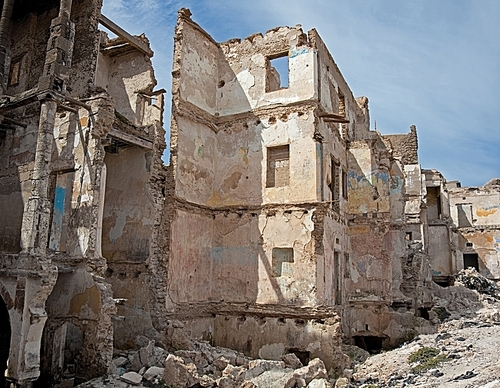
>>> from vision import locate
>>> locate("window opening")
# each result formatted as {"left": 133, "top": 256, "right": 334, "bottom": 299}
{"left": 342, "top": 168, "right": 348, "bottom": 199}
{"left": 9, "top": 57, "right": 22, "bottom": 87}
{"left": 267, "top": 145, "right": 290, "bottom": 187}
{"left": 330, "top": 158, "right": 340, "bottom": 211}
{"left": 266, "top": 53, "right": 289, "bottom": 92}
{"left": 272, "top": 248, "right": 294, "bottom": 277}
{"left": 457, "top": 204, "right": 473, "bottom": 227}
{"left": 334, "top": 251, "right": 342, "bottom": 305}
{"left": 466, "top": 242, "right": 473, "bottom": 247}
{"left": 416, "top": 307, "right": 430, "bottom": 320}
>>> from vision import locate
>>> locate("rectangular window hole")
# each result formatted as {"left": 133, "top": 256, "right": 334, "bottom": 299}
{"left": 272, "top": 247, "right": 294, "bottom": 277}
{"left": 266, "top": 53, "right": 289, "bottom": 92}
{"left": 267, "top": 145, "right": 290, "bottom": 187}
{"left": 463, "top": 253, "right": 479, "bottom": 271}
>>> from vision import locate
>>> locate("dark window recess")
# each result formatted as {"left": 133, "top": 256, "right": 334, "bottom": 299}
{"left": 342, "top": 169, "right": 348, "bottom": 199}
{"left": 426, "top": 187, "right": 442, "bottom": 220}
{"left": 272, "top": 247, "right": 294, "bottom": 277}
{"left": 330, "top": 158, "right": 340, "bottom": 211}
{"left": 334, "top": 251, "right": 342, "bottom": 305}
{"left": 406, "top": 232, "right": 412, "bottom": 241}
{"left": 267, "top": 145, "right": 290, "bottom": 187}
{"left": 466, "top": 242, "right": 473, "bottom": 247}
{"left": 463, "top": 253, "right": 479, "bottom": 271}
{"left": 416, "top": 307, "right": 430, "bottom": 320}
{"left": 266, "top": 53, "right": 289, "bottom": 92}
{"left": 338, "top": 90, "right": 347, "bottom": 137}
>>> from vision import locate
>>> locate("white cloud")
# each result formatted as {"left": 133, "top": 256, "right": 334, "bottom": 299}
{"left": 102, "top": 0, "right": 500, "bottom": 186}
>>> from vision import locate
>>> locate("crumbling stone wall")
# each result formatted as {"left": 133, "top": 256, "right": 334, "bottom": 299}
{"left": 167, "top": 9, "right": 354, "bottom": 372}
{"left": 0, "top": 0, "right": 166, "bottom": 386}
{"left": 449, "top": 179, "right": 500, "bottom": 279}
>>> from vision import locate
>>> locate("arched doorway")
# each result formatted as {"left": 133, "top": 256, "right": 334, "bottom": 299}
{"left": 0, "top": 296, "right": 11, "bottom": 387}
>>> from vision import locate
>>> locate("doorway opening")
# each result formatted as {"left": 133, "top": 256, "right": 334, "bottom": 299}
{"left": 353, "top": 336, "right": 384, "bottom": 354}
{"left": 463, "top": 253, "right": 479, "bottom": 271}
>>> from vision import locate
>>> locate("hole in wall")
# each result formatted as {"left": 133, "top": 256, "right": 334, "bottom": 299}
{"left": 353, "top": 336, "right": 384, "bottom": 354}
{"left": 287, "top": 349, "right": 310, "bottom": 366}
{"left": 416, "top": 307, "right": 430, "bottom": 320}
{"left": 266, "top": 53, "right": 289, "bottom": 91}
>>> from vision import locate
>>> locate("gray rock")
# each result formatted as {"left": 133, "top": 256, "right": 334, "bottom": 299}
{"left": 120, "top": 371, "right": 142, "bottom": 385}
{"left": 144, "top": 366, "right": 164, "bottom": 381}
{"left": 308, "top": 378, "right": 333, "bottom": 388}
{"left": 282, "top": 353, "right": 303, "bottom": 369}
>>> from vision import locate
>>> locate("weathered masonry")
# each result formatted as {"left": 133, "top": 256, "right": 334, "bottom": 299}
{"left": 1, "top": 3, "right": 499, "bottom": 386}
{"left": 0, "top": 0, "right": 165, "bottom": 386}
{"left": 165, "top": 9, "right": 439, "bottom": 370}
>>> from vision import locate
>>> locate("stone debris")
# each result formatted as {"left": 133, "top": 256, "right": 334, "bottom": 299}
{"left": 455, "top": 267, "right": 499, "bottom": 297}
{"left": 80, "top": 339, "right": 338, "bottom": 388}
{"left": 348, "top": 293, "right": 500, "bottom": 387}
{"left": 119, "top": 372, "right": 142, "bottom": 385}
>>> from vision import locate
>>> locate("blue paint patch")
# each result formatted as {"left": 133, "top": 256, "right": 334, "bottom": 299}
{"left": 389, "top": 176, "right": 403, "bottom": 195}
{"left": 289, "top": 48, "right": 308, "bottom": 58}
{"left": 49, "top": 186, "right": 66, "bottom": 250}
{"left": 494, "top": 237, "right": 500, "bottom": 252}
{"left": 432, "top": 270, "right": 442, "bottom": 276}
{"left": 54, "top": 186, "right": 66, "bottom": 213}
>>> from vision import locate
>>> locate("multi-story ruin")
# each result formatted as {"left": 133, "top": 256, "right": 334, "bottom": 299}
{"left": 0, "top": 0, "right": 165, "bottom": 386}
{"left": 0, "top": 2, "right": 498, "bottom": 387}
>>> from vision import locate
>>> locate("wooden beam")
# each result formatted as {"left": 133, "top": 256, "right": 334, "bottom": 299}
{"left": 318, "top": 112, "right": 346, "bottom": 120}
{"left": 323, "top": 118, "right": 350, "bottom": 124}
{"left": 99, "top": 14, "right": 153, "bottom": 57}
{"left": 108, "top": 128, "right": 153, "bottom": 149}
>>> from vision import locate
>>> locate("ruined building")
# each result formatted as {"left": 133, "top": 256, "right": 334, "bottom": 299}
{"left": 0, "top": 2, "right": 499, "bottom": 387}
{"left": 0, "top": 0, "right": 165, "bottom": 386}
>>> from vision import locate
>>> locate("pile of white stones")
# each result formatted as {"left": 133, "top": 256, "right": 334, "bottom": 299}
{"left": 79, "top": 338, "right": 337, "bottom": 388}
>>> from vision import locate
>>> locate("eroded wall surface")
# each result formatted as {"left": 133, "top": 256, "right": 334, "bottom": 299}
{"left": 449, "top": 180, "right": 500, "bottom": 279}
{"left": 167, "top": 9, "right": 354, "bottom": 371}
{"left": 0, "top": 1, "right": 166, "bottom": 385}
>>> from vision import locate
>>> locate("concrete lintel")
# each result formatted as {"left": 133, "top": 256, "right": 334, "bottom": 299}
{"left": 108, "top": 127, "right": 153, "bottom": 149}
{"left": 99, "top": 14, "right": 153, "bottom": 57}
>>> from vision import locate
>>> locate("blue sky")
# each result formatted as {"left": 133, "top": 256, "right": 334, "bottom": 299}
{"left": 102, "top": 0, "right": 500, "bottom": 187}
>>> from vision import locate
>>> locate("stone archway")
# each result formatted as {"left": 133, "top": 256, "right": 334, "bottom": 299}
{"left": 0, "top": 295, "right": 11, "bottom": 387}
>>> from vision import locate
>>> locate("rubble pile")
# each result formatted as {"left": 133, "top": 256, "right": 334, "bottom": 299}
{"left": 454, "top": 267, "right": 499, "bottom": 297}
{"left": 347, "top": 288, "right": 500, "bottom": 387}
{"left": 78, "top": 337, "right": 336, "bottom": 388}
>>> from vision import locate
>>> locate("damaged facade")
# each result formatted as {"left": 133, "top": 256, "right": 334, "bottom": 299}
{"left": 0, "top": 2, "right": 499, "bottom": 387}
{"left": 0, "top": 0, "right": 165, "bottom": 386}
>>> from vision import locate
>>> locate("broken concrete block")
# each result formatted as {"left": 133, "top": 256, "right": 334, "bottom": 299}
{"left": 282, "top": 353, "right": 303, "bottom": 369}
{"left": 222, "top": 364, "right": 246, "bottom": 381}
{"left": 143, "top": 366, "right": 165, "bottom": 381}
{"left": 120, "top": 371, "right": 142, "bottom": 385}
{"left": 213, "top": 356, "right": 231, "bottom": 371}
{"left": 334, "top": 377, "right": 349, "bottom": 388}
{"left": 164, "top": 354, "right": 200, "bottom": 387}
{"left": 113, "top": 356, "right": 128, "bottom": 368}
{"left": 294, "top": 358, "right": 328, "bottom": 385}
{"left": 248, "top": 359, "right": 285, "bottom": 370}
{"left": 308, "top": 378, "right": 333, "bottom": 388}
